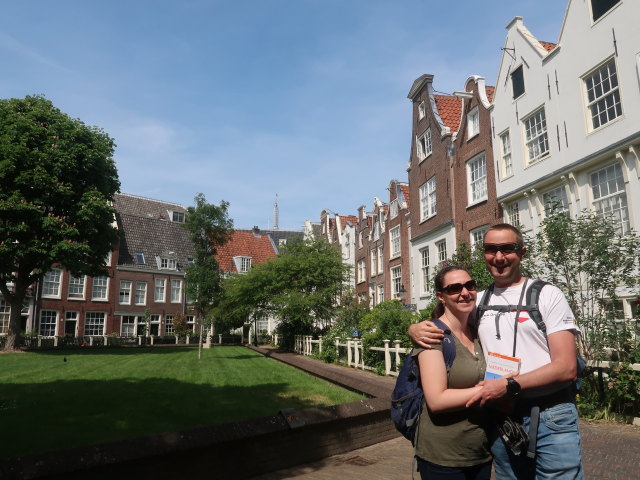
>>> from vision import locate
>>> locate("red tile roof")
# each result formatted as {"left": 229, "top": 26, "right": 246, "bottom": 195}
{"left": 215, "top": 230, "right": 277, "bottom": 273}
{"left": 539, "top": 41, "right": 557, "bottom": 52}
{"left": 485, "top": 86, "right": 495, "bottom": 103}
{"left": 399, "top": 185, "right": 411, "bottom": 209}
{"left": 434, "top": 95, "right": 462, "bottom": 132}
{"left": 340, "top": 215, "right": 358, "bottom": 229}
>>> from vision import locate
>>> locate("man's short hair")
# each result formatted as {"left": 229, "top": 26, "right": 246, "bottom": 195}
{"left": 484, "top": 223, "right": 524, "bottom": 246}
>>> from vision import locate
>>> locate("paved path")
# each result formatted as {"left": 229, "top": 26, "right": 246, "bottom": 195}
{"left": 249, "top": 348, "right": 640, "bottom": 480}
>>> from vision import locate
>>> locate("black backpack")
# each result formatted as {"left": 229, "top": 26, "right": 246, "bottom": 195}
{"left": 390, "top": 318, "right": 456, "bottom": 444}
{"left": 476, "top": 279, "right": 586, "bottom": 390}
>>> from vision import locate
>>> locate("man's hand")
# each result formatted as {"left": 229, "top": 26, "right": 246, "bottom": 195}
{"left": 466, "top": 378, "right": 509, "bottom": 407}
{"left": 408, "top": 320, "right": 444, "bottom": 349}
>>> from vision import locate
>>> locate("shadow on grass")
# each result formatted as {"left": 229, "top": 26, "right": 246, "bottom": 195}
{"left": 0, "top": 376, "right": 328, "bottom": 459}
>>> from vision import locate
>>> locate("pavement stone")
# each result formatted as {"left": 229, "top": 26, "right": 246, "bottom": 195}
{"left": 249, "top": 347, "right": 640, "bottom": 480}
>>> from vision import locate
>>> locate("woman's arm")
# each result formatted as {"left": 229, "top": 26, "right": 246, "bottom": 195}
{"left": 409, "top": 321, "right": 444, "bottom": 348}
{"left": 418, "top": 349, "right": 482, "bottom": 413}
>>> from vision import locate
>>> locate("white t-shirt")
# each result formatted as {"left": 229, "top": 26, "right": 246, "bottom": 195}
{"left": 476, "top": 280, "right": 578, "bottom": 385}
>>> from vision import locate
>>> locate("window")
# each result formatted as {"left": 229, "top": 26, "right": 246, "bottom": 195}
{"left": 590, "top": 163, "right": 630, "bottom": 235}
{"left": 373, "top": 220, "right": 380, "bottom": 240}
{"left": 511, "top": 65, "right": 525, "bottom": 99}
{"left": 171, "top": 279, "right": 182, "bottom": 303}
{"left": 42, "top": 269, "right": 62, "bottom": 298}
{"left": 39, "top": 310, "right": 57, "bottom": 336}
{"left": 171, "top": 211, "right": 185, "bottom": 223}
{"left": 467, "top": 107, "right": 480, "bottom": 138}
{"left": 377, "top": 284, "right": 384, "bottom": 304}
{"left": 165, "top": 315, "right": 174, "bottom": 335}
{"left": 0, "top": 300, "right": 9, "bottom": 334}
{"left": 584, "top": 58, "right": 622, "bottom": 130}
{"left": 160, "top": 258, "right": 177, "bottom": 270}
{"left": 121, "top": 316, "right": 138, "bottom": 337}
{"left": 240, "top": 257, "right": 251, "bottom": 273}
{"left": 357, "top": 260, "right": 366, "bottom": 284}
{"left": 84, "top": 312, "right": 105, "bottom": 336}
{"left": 370, "top": 248, "right": 378, "bottom": 277}
{"left": 467, "top": 153, "right": 487, "bottom": 204}
{"left": 506, "top": 202, "right": 520, "bottom": 226}
{"left": 543, "top": 186, "right": 570, "bottom": 215}
{"left": 154, "top": 278, "right": 166, "bottom": 302}
{"left": 419, "top": 177, "right": 437, "bottom": 221}
{"left": 523, "top": 108, "right": 549, "bottom": 164}
{"left": 389, "top": 199, "right": 398, "bottom": 219}
{"left": 591, "top": 0, "right": 620, "bottom": 22}
{"left": 499, "top": 130, "right": 513, "bottom": 179}
{"left": 391, "top": 266, "right": 402, "bottom": 298}
{"left": 377, "top": 246, "right": 384, "bottom": 274}
{"left": 135, "top": 282, "right": 147, "bottom": 305}
{"left": 64, "top": 311, "right": 78, "bottom": 336}
{"left": 416, "top": 129, "right": 432, "bottom": 161}
{"left": 187, "top": 315, "right": 196, "bottom": 332}
{"left": 470, "top": 226, "right": 489, "bottom": 250}
{"left": 68, "top": 275, "right": 85, "bottom": 299}
{"left": 390, "top": 226, "right": 401, "bottom": 257}
{"left": 420, "top": 248, "right": 430, "bottom": 294}
{"left": 436, "top": 240, "right": 447, "bottom": 263}
{"left": 119, "top": 280, "right": 132, "bottom": 304}
{"left": 91, "top": 276, "right": 109, "bottom": 300}
{"left": 135, "top": 252, "right": 146, "bottom": 265}
{"left": 358, "top": 232, "right": 363, "bottom": 248}
{"left": 418, "top": 100, "right": 426, "bottom": 120}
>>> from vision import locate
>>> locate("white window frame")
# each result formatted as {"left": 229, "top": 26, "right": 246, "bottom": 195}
{"left": 171, "top": 279, "right": 182, "bottom": 303}
{"left": 590, "top": 163, "right": 630, "bottom": 235}
{"left": 42, "top": 269, "right": 63, "bottom": 298}
{"left": 390, "top": 226, "right": 401, "bottom": 258}
{"left": 119, "top": 280, "right": 132, "bottom": 305}
{"left": 467, "top": 106, "right": 480, "bottom": 139}
{"left": 542, "top": 186, "right": 570, "bottom": 215}
{"left": 499, "top": 130, "right": 513, "bottom": 180}
{"left": 154, "top": 278, "right": 166, "bottom": 302}
{"left": 418, "top": 100, "right": 426, "bottom": 120}
{"left": 91, "top": 276, "right": 109, "bottom": 301}
{"left": 121, "top": 315, "right": 141, "bottom": 337}
{"left": 165, "top": 315, "right": 175, "bottom": 335}
{"left": 420, "top": 247, "right": 430, "bottom": 295}
{"left": 357, "top": 259, "right": 366, "bottom": 284}
{"left": 84, "top": 312, "right": 105, "bottom": 336}
{"left": 467, "top": 153, "right": 488, "bottom": 204}
{"left": 470, "top": 226, "right": 489, "bottom": 250}
{"left": 160, "top": 257, "right": 177, "bottom": 270}
{"left": 135, "top": 282, "right": 147, "bottom": 306}
{"left": 0, "top": 300, "right": 10, "bottom": 335}
{"left": 68, "top": 275, "right": 86, "bottom": 300}
{"left": 590, "top": 0, "right": 621, "bottom": 22}
{"left": 377, "top": 284, "right": 384, "bottom": 304}
{"left": 391, "top": 266, "right": 402, "bottom": 298}
{"left": 436, "top": 240, "right": 447, "bottom": 263}
{"left": 416, "top": 128, "right": 432, "bottom": 161}
{"left": 419, "top": 177, "right": 437, "bottom": 222}
{"left": 506, "top": 202, "right": 520, "bottom": 227}
{"left": 389, "top": 199, "right": 398, "bottom": 219}
{"left": 39, "top": 310, "right": 58, "bottom": 337}
{"left": 377, "top": 246, "right": 384, "bottom": 274}
{"left": 584, "top": 57, "right": 622, "bottom": 131}
{"left": 523, "top": 107, "right": 549, "bottom": 165}
{"left": 370, "top": 248, "right": 378, "bottom": 277}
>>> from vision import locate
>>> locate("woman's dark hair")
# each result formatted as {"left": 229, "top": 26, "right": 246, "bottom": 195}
{"left": 431, "top": 265, "right": 470, "bottom": 319}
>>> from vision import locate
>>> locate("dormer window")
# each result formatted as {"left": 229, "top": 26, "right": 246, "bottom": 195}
{"left": 135, "top": 252, "right": 146, "bottom": 265}
{"left": 157, "top": 251, "right": 178, "bottom": 270}
{"left": 233, "top": 256, "right": 252, "bottom": 273}
{"left": 169, "top": 210, "right": 185, "bottom": 223}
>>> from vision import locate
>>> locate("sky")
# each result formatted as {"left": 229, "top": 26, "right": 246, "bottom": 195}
{"left": 1, "top": 0, "right": 568, "bottom": 231}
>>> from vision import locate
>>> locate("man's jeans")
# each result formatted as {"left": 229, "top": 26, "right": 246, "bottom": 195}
{"left": 491, "top": 402, "right": 584, "bottom": 480}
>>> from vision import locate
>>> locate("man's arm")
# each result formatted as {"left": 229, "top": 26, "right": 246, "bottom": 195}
{"left": 408, "top": 321, "right": 445, "bottom": 349}
{"left": 466, "top": 330, "right": 578, "bottom": 407}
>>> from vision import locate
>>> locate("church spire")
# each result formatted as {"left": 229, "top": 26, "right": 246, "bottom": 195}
{"left": 273, "top": 194, "right": 279, "bottom": 230}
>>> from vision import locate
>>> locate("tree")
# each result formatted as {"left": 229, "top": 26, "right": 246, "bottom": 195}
{"left": 216, "top": 238, "right": 351, "bottom": 349}
{"left": 0, "top": 95, "right": 120, "bottom": 350}
{"left": 183, "top": 193, "right": 233, "bottom": 359}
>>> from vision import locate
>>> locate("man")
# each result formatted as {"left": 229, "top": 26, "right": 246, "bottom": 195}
{"left": 409, "top": 223, "right": 583, "bottom": 479}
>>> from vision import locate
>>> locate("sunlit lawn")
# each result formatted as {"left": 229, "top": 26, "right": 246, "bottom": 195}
{"left": 0, "top": 346, "right": 363, "bottom": 458}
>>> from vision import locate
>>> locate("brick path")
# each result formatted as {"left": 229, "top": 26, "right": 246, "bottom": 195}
{"left": 249, "top": 347, "right": 640, "bottom": 480}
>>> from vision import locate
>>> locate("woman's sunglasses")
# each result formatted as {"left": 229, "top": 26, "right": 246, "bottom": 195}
{"left": 440, "top": 280, "right": 477, "bottom": 295}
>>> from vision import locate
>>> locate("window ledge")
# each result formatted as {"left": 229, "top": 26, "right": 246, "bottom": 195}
{"left": 525, "top": 154, "right": 550, "bottom": 169}
{"left": 419, "top": 214, "right": 437, "bottom": 225}
{"left": 67, "top": 297, "right": 85, "bottom": 301}
{"left": 466, "top": 198, "right": 488, "bottom": 209}
{"left": 389, "top": 253, "right": 401, "bottom": 261}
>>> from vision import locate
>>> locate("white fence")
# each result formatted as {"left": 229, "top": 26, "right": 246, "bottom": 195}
{"left": 294, "top": 335, "right": 410, "bottom": 376}
{"left": 12, "top": 333, "right": 242, "bottom": 349}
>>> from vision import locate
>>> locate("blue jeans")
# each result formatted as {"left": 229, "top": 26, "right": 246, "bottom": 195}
{"left": 491, "top": 402, "right": 584, "bottom": 480}
{"left": 416, "top": 458, "right": 492, "bottom": 480}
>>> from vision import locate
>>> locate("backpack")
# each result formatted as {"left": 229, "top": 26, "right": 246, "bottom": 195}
{"left": 476, "top": 279, "right": 587, "bottom": 390}
{"left": 390, "top": 318, "right": 456, "bottom": 444}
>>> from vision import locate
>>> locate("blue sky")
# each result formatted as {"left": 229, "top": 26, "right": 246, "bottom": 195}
{"left": 1, "top": 1, "right": 567, "bottom": 230}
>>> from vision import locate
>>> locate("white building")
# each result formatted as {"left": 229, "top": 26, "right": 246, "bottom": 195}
{"left": 491, "top": 0, "right": 640, "bottom": 318}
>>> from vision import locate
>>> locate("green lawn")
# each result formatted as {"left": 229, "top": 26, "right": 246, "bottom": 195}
{"left": 0, "top": 346, "right": 363, "bottom": 458}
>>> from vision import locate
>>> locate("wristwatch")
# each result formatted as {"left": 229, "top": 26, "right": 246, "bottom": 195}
{"left": 506, "top": 377, "right": 521, "bottom": 397}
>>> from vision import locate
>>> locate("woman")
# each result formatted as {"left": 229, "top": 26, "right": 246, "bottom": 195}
{"left": 413, "top": 265, "right": 491, "bottom": 480}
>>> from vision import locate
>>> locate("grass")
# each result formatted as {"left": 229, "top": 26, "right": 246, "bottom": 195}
{"left": 0, "top": 346, "right": 364, "bottom": 458}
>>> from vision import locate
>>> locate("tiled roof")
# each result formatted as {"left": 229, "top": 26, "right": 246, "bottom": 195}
{"left": 485, "top": 86, "right": 495, "bottom": 103}
{"left": 116, "top": 212, "right": 194, "bottom": 271}
{"left": 216, "top": 230, "right": 277, "bottom": 273}
{"left": 539, "top": 41, "right": 557, "bottom": 52}
{"left": 340, "top": 215, "right": 358, "bottom": 229}
{"left": 399, "top": 185, "right": 411, "bottom": 209}
{"left": 114, "top": 193, "right": 187, "bottom": 221}
{"left": 434, "top": 95, "right": 462, "bottom": 132}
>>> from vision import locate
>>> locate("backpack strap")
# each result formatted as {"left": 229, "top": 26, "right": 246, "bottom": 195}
{"left": 432, "top": 318, "right": 456, "bottom": 371}
{"left": 476, "top": 283, "right": 516, "bottom": 340}
{"left": 523, "top": 280, "right": 550, "bottom": 337}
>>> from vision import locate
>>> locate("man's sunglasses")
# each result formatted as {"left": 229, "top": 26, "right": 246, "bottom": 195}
{"left": 483, "top": 243, "right": 521, "bottom": 255}
{"left": 440, "top": 280, "right": 477, "bottom": 295}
